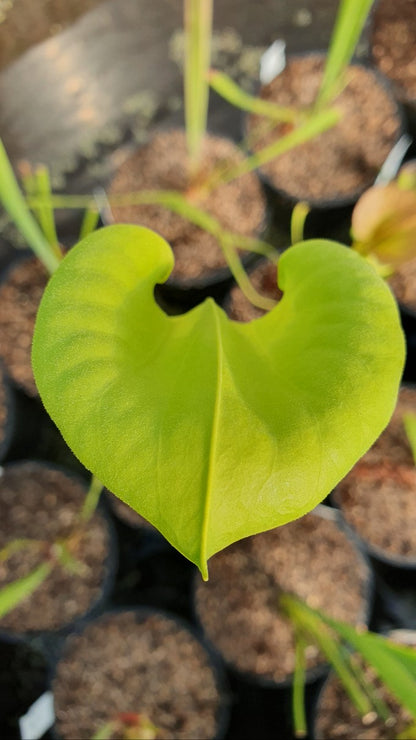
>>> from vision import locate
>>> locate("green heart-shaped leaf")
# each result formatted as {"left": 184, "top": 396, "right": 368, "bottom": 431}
{"left": 32, "top": 225, "right": 404, "bottom": 577}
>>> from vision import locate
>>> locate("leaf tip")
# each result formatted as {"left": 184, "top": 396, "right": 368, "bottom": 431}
{"left": 199, "top": 560, "right": 209, "bottom": 581}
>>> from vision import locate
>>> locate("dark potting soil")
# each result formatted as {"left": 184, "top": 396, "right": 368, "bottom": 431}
{"left": 0, "top": 462, "right": 109, "bottom": 633}
{"left": 53, "top": 610, "right": 223, "bottom": 740}
{"left": 0, "top": 256, "right": 49, "bottom": 396}
{"left": 0, "top": 0, "right": 105, "bottom": 71}
{"left": 388, "top": 257, "right": 416, "bottom": 314}
{"left": 247, "top": 55, "right": 401, "bottom": 203}
{"left": 371, "top": 0, "right": 416, "bottom": 103}
{"left": 108, "top": 130, "right": 266, "bottom": 281}
{"left": 335, "top": 386, "right": 416, "bottom": 560}
{"left": 226, "top": 259, "right": 281, "bottom": 322}
{"left": 314, "top": 667, "right": 413, "bottom": 740}
{"left": 195, "top": 512, "right": 369, "bottom": 684}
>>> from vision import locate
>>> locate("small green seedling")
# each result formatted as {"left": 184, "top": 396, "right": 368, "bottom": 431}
{"left": 209, "top": 0, "right": 375, "bottom": 181}
{"left": 282, "top": 594, "right": 416, "bottom": 737}
{"left": 0, "top": 475, "right": 103, "bottom": 620}
{"left": 0, "top": 137, "right": 100, "bottom": 275}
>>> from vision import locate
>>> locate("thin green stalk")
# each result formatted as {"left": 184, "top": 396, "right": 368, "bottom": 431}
{"left": 0, "top": 138, "right": 61, "bottom": 274}
{"left": 290, "top": 202, "right": 310, "bottom": 245}
{"left": 184, "top": 0, "right": 213, "bottom": 176}
{"left": 79, "top": 207, "right": 100, "bottom": 240}
{"left": 281, "top": 593, "right": 373, "bottom": 717}
{"left": 220, "top": 236, "right": 277, "bottom": 312}
{"left": 315, "top": 0, "right": 375, "bottom": 110}
{"left": 208, "top": 69, "right": 297, "bottom": 123}
{"left": 342, "top": 645, "right": 391, "bottom": 724}
{"left": 205, "top": 107, "right": 341, "bottom": 188}
{"left": 33, "top": 165, "right": 59, "bottom": 250}
{"left": 293, "top": 634, "right": 307, "bottom": 738}
{"left": 317, "top": 613, "right": 416, "bottom": 719}
{"left": 28, "top": 188, "right": 280, "bottom": 308}
{"left": 80, "top": 475, "right": 103, "bottom": 522}
{"left": 19, "top": 160, "right": 37, "bottom": 199}
{"left": 0, "top": 538, "right": 45, "bottom": 562}
{"left": 54, "top": 541, "right": 89, "bottom": 577}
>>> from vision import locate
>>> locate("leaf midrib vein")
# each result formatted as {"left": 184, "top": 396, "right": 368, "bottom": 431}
{"left": 200, "top": 309, "right": 223, "bottom": 574}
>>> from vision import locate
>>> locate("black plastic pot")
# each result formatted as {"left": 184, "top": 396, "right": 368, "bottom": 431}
{"left": 0, "top": 249, "right": 49, "bottom": 398}
{"left": 244, "top": 53, "right": 405, "bottom": 244}
{"left": 332, "top": 444, "right": 416, "bottom": 627}
{"left": 50, "top": 607, "right": 230, "bottom": 740}
{"left": 0, "top": 461, "right": 118, "bottom": 664}
{"left": 0, "top": 364, "right": 16, "bottom": 463}
{"left": 0, "top": 634, "right": 50, "bottom": 740}
{"left": 0, "top": 365, "right": 77, "bottom": 469}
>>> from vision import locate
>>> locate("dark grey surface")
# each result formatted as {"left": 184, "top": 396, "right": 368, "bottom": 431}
{"left": 0, "top": 0, "right": 341, "bottom": 179}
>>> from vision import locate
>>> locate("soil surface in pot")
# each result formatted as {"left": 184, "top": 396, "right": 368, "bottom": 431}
{"left": 226, "top": 259, "right": 281, "bottom": 321}
{"left": 0, "top": 0, "right": 104, "bottom": 71}
{"left": 108, "top": 130, "right": 266, "bottom": 282}
{"left": 371, "top": 0, "right": 416, "bottom": 104}
{"left": 388, "top": 258, "right": 416, "bottom": 314}
{"left": 0, "top": 462, "right": 110, "bottom": 633}
{"left": 247, "top": 55, "right": 401, "bottom": 203}
{"left": 0, "top": 256, "right": 49, "bottom": 396}
{"left": 335, "top": 386, "right": 416, "bottom": 560}
{"left": 106, "top": 490, "right": 156, "bottom": 531}
{"left": 53, "top": 610, "right": 223, "bottom": 740}
{"left": 195, "top": 511, "right": 369, "bottom": 684}
{"left": 314, "top": 667, "right": 413, "bottom": 739}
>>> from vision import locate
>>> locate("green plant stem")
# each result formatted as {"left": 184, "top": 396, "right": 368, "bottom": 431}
{"left": 290, "top": 202, "right": 310, "bottom": 245}
{"left": 344, "top": 646, "right": 391, "bottom": 724}
{"left": 293, "top": 634, "right": 307, "bottom": 738}
{"left": 204, "top": 107, "right": 341, "bottom": 188}
{"left": 0, "top": 139, "right": 61, "bottom": 274}
{"left": 28, "top": 189, "right": 279, "bottom": 310}
{"left": 33, "top": 165, "right": 59, "bottom": 249}
{"left": 315, "top": 0, "right": 375, "bottom": 110}
{"left": 79, "top": 207, "right": 100, "bottom": 240}
{"left": 0, "top": 538, "right": 45, "bottom": 562}
{"left": 184, "top": 0, "right": 213, "bottom": 177}
{"left": 220, "top": 236, "right": 277, "bottom": 312}
{"left": 80, "top": 475, "right": 103, "bottom": 523}
{"left": 208, "top": 69, "right": 297, "bottom": 123}
{"left": 280, "top": 593, "right": 373, "bottom": 717}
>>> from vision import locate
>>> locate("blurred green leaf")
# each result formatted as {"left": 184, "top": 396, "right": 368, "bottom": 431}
{"left": 0, "top": 138, "right": 60, "bottom": 273}
{"left": 0, "top": 562, "right": 52, "bottom": 618}
{"left": 316, "top": 0, "right": 375, "bottom": 109}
